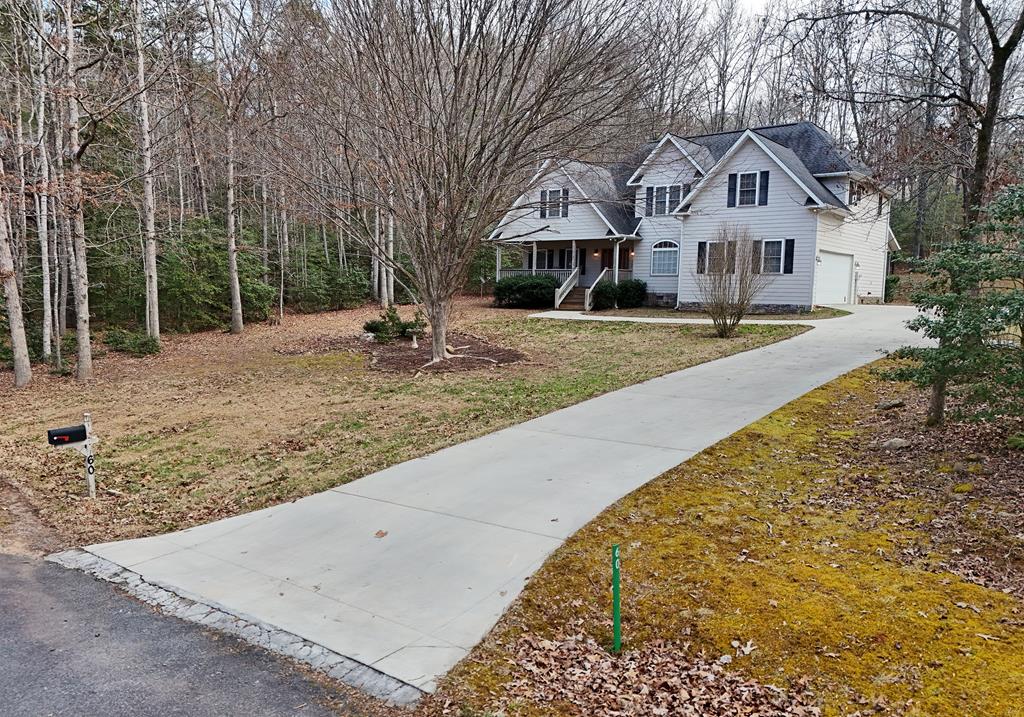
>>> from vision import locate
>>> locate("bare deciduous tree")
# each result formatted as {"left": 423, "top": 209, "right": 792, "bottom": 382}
{"left": 693, "top": 226, "right": 775, "bottom": 338}
{"left": 319, "top": 0, "right": 651, "bottom": 363}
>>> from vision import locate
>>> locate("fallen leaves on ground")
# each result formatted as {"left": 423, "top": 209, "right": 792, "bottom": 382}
{"left": 502, "top": 633, "right": 821, "bottom": 717}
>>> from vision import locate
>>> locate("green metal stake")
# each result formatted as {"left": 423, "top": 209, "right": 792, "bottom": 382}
{"left": 611, "top": 543, "right": 621, "bottom": 654}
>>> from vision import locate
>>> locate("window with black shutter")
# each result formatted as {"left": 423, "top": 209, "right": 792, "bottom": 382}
{"left": 645, "top": 184, "right": 685, "bottom": 215}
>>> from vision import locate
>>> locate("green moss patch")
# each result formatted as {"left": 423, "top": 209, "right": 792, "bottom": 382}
{"left": 437, "top": 365, "right": 1024, "bottom": 717}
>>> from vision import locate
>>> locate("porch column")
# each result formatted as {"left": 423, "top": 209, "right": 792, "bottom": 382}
{"left": 532, "top": 242, "right": 538, "bottom": 275}
{"left": 495, "top": 245, "right": 502, "bottom": 281}
{"left": 613, "top": 240, "right": 620, "bottom": 284}
{"left": 571, "top": 239, "right": 577, "bottom": 269}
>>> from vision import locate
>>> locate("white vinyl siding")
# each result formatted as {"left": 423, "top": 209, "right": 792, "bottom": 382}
{"left": 495, "top": 167, "right": 611, "bottom": 243}
{"left": 814, "top": 187, "right": 891, "bottom": 303}
{"left": 676, "top": 140, "right": 818, "bottom": 307}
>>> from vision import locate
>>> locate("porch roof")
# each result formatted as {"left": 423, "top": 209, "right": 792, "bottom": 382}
{"left": 494, "top": 234, "right": 639, "bottom": 245}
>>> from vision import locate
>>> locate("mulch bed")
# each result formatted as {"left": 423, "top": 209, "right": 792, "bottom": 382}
{"left": 843, "top": 378, "right": 1024, "bottom": 599}
{"left": 275, "top": 332, "right": 525, "bottom": 373}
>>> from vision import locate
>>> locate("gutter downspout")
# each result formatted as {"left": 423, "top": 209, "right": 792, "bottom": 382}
{"left": 675, "top": 217, "right": 685, "bottom": 310}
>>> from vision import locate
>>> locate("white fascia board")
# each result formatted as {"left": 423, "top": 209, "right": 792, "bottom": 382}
{"left": 673, "top": 130, "right": 827, "bottom": 214}
{"left": 625, "top": 133, "right": 704, "bottom": 186}
{"left": 487, "top": 159, "right": 557, "bottom": 240}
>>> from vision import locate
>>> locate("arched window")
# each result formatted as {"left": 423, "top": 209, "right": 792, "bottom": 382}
{"left": 651, "top": 240, "right": 679, "bottom": 276}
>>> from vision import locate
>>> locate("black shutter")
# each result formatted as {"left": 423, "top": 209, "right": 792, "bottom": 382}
{"left": 669, "top": 184, "right": 681, "bottom": 212}
{"left": 645, "top": 187, "right": 654, "bottom": 216}
{"left": 758, "top": 171, "right": 769, "bottom": 206}
{"left": 751, "top": 240, "right": 763, "bottom": 273}
{"left": 697, "top": 241, "right": 707, "bottom": 274}
{"left": 784, "top": 239, "right": 795, "bottom": 274}
{"left": 727, "top": 173, "right": 737, "bottom": 207}
{"left": 561, "top": 188, "right": 569, "bottom": 217}
{"left": 539, "top": 190, "right": 547, "bottom": 219}
{"left": 578, "top": 248, "right": 586, "bottom": 275}
{"left": 726, "top": 241, "right": 737, "bottom": 274}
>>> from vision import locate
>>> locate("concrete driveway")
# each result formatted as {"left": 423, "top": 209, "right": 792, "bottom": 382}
{"left": 68, "top": 305, "right": 923, "bottom": 699}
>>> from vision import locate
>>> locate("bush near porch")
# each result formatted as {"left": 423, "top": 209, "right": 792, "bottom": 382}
{"left": 494, "top": 274, "right": 559, "bottom": 308}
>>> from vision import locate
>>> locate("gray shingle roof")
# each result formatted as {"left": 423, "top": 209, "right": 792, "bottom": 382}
{"left": 562, "top": 160, "right": 641, "bottom": 235}
{"left": 749, "top": 133, "right": 846, "bottom": 209}
{"left": 682, "top": 122, "right": 871, "bottom": 176}
{"left": 553, "top": 122, "right": 866, "bottom": 227}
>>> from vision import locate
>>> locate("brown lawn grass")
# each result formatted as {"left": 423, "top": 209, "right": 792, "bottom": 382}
{"left": 0, "top": 297, "right": 803, "bottom": 546}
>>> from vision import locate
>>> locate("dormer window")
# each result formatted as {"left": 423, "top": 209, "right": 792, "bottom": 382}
{"left": 849, "top": 181, "right": 863, "bottom": 206}
{"left": 539, "top": 188, "right": 569, "bottom": 219}
{"left": 738, "top": 172, "right": 758, "bottom": 206}
{"left": 727, "top": 171, "right": 769, "bottom": 207}
{"left": 643, "top": 184, "right": 688, "bottom": 216}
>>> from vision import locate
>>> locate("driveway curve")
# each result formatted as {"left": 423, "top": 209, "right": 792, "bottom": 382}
{"left": 69, "top": 305, "right": 923, "bottom": 698}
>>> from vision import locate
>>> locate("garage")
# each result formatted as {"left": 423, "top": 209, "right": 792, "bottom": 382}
{"left": 815, "top": 251, "right": 854, "bottom": 304}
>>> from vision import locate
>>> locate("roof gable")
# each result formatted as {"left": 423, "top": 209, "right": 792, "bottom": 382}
{"left": 626, "top": 133, "right": 707, "bottom": 186}
{"left": 672, "top": 130, "right": 845, "bottom": 212}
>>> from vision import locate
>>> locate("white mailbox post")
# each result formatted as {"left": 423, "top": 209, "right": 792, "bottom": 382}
{"left": 47, "top": 412, "right": 99, "bottom": 498}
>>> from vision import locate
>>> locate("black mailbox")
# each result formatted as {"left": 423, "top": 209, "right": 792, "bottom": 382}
{"left": 48, "top": 424, "right": 88, "bottom": 445}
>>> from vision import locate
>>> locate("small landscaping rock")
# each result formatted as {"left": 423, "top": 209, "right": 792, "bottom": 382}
{"left": 876, "top": 399, "right": 905, "bottom": 410}
{"left": 881, "top": 438, "right": 911, "bottom": 450}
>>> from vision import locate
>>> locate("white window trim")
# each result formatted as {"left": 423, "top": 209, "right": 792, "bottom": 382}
{"left": 650, "top": 239, "right": 679, "bottom": 276}
{"left": 540, "top": 188, "right": 569, "bottom": 219}
{"left": 643, "top": 184, "right": 685, "bottom": 216}
{"left": 760, "top": 239, "right": 785, "bottom": 274}
{"left": 737, "top": 171, "right": 760, "bottom": 207}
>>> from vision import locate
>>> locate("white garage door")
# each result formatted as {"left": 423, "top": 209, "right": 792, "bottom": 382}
{"left": 815, "top": 251, "right": 854, "bottom": 304}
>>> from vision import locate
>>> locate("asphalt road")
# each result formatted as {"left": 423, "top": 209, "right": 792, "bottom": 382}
{"left": 0, "top": 554, "right": 365, "bottom": 717}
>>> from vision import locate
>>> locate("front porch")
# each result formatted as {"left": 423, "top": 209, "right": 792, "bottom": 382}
{"left": 494, "top": 239, "right": 637, "bottom": 309}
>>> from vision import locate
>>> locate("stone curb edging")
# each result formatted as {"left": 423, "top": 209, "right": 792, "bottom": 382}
{"left": 46, "top": 549, "right": 425, "bottom": 708}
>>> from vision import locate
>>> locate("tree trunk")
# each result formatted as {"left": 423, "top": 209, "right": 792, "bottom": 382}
{"left": 66, "top": 0, "right": 93, "bottom": 380}
{"left": 135, "top": 0, "right": 160, "bottom": 344}
{"left": 0, "top": 185, "right": 32, "bottom": 388}
{"left": 926, "top": 376, "right": 946, "bottom": 426}
{"left": 425, "top": 297, "right": 453, "bottom": 364}
{"left": 226, "top": 122, "right": 244, "bottom": 334}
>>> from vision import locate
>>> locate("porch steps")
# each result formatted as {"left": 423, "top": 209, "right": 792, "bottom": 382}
{"left": 559, "top": 287, "right": 587, "bottom": 311}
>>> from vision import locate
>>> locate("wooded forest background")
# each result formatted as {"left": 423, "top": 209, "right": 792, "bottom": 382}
{"left": 1, "top": 0, "right": 1022, "bottom": 383}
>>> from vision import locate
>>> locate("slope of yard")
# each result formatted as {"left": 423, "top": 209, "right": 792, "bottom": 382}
{"left": 432, "top": 363, "right": 1024, "bottom": 717}
{"left": 0, "top": 298, "right": 803, "bottom": 546}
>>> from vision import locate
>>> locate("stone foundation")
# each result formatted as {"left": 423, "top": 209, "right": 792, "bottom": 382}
{"left": 645, "top": 292, "right": 678, "bottom": 307}
{"left": 674, "top": 301, "right": 813, "bottom": 314}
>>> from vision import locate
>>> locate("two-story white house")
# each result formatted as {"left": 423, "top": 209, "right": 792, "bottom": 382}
{"left": 488, "top": 122, "right": 898, "bottom": 312}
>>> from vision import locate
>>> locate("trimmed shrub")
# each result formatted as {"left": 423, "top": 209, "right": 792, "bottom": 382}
{"left": 589, "top": 281, "right": 618, "bottom": 311}
{"left": 104, "top": 328, "right": 161, "bottom": 356}
{"left": 493, "top": 275, "right": 558, "bottom": 308}
{"left": 363, "top": 307, "right": 425, "bottom": 343}
{"left": 616, "top": 279, "right": 648, "bottom": 308}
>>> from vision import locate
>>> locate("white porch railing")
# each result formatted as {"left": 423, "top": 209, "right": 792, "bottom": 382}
{"left": 497, "top": 268, "right": 574, "bottom": 284}
{"left": 553, "top": 265, "right": 581, "bottom": 308}
{"left": 584, "top": 268, "right": 609, "bottom": 311}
